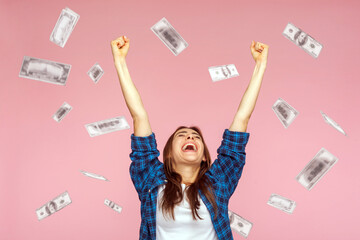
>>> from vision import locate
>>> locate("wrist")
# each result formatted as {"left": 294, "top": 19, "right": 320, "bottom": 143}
{"left": 256, "top": 61, "right": 267, "bottom": 69}
{"left": 114, "top": 58, "right": 127, "bottom": 67}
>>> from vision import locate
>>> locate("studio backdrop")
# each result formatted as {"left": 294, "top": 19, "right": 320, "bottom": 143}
{"left": 1, "top": 0, "right": 359, "bottom": 239}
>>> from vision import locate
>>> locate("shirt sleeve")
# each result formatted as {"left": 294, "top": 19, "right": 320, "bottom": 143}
{"left": 208, "top": 129, "right": 250, "bottom": 198}
{"left": 129, "top": 133, "right": 162, "bottom": 197}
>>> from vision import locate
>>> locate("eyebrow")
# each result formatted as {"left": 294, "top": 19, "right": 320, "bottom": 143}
{"left": 175, "top": 131, "right": 200, "bottom": 137}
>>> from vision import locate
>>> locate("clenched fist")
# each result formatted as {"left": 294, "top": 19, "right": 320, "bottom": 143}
{"left": 250, "top": 41, "right": 269, "bottom": 65}
{"left": 111, "top": 36, "right": 130, "bottom": 63}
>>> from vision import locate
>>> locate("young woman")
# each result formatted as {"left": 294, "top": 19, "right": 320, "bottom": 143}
{"left": 111, "top": 36, "right": 268, "bottom": 240}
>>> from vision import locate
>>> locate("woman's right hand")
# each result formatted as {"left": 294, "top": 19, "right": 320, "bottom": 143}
{"left": 111, "top": 36, "right": 130, "bottom": 63}
{"left": 250, "top": 41, "right": 269, "bottom": 66}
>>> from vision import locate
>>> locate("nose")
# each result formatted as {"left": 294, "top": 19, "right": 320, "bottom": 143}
{"left": 186, "top": 134, "right": 195, "bottom": 140}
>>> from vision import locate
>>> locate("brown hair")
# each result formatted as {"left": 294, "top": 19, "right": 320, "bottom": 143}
{"left": 160, "top": 126, "right": 218, "bottom": 220}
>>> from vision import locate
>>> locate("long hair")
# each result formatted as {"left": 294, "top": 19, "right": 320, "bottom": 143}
{"left": 160, "top": 126, "right": 218, "bottom": 220}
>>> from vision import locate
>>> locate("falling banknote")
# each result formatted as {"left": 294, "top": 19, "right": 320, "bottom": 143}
{"left": 85, "top": 116, "right": 130, "bottom": 137}
{"left": 151, "top": 17, "right": 188, "bottom": 56}
{"left": 320, "top": 111, "right": 347, "bottom": 136}
{"left": 267, "top": 194, "right": 296, "bottom": 214}
{"left": 282, "top": 22, "right": 323, "bottom": 58}
{"left": 228, "top": 210, "right": 253, "bottom": 238}
{"left": 87, "top": 63, "right": 104, "bottom": 84}
{"left": 208, "top": 64, "right": 239, "bottom": 82}
{"left": 52, "top": 102, "right": 72, "bottom": 122}
{"left": 19, "top": 56, "right": 71, "bottom": 85}
{"left": 272, "top": 98, "right": 299, "bottom": 128}
{"left": 36, "top": 191, "right": 72, "bottom": 221}
{"left": 50, "top": 7, "right": 80, "bottom": 48}
{"left": 80, "top": 170, "right": 109, "bottom": 181}
{"left": 296, "top": 148, "right": 338, "bottom": 190}
{"left": 104, "top": 199, "right": 122, "bottom": 213}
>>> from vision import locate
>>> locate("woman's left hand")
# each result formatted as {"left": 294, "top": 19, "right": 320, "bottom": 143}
{"left": 250, "top": 41, "right": 269, "bottom": 65}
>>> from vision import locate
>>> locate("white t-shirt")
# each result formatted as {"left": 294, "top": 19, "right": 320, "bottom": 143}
{"left": 156, "top": 183, "right": 218, "bottom": 240}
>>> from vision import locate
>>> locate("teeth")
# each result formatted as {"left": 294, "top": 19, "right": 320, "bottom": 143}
{"left": 182, "top": 143, "right": 197, "bottom": 151}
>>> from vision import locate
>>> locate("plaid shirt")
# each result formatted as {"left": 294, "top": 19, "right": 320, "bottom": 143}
{"left": 129, "top": 129, "right": 250, "bottom": 240}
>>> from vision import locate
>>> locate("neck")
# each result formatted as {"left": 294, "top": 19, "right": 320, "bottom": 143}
{"left": 174, "top": 164, "right": 200, "bottom": 185}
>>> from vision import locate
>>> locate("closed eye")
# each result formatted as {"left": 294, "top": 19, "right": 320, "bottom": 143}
{"left": 175, "top": 132, "right": 201, "bottom": 140}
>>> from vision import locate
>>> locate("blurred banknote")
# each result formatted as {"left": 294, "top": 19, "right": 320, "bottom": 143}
{"left": 85, "top": 116, "right": 130, "bottom": 137}
{"left": 296, "top": 148, "right": 338, "bottom": 190}
{"left": 208, "top": 64, "right": 239, "bottom": 82}
{"left": 52, "top": 102, "right": 72, "bottom": 122}
{"left": 87, "top": 63, "right": 104, "bottom": 84}
{"left": 104, "top": 199, "right": 122, "bottom": 213}
{"left": 50, "top": 7, "right": 80, "bottom": 47}
{"left": 228, "top": 210, "right": 253, "bottom": 238}
{"left": 272, "top": 98, "right": 299, "bottom": 128}
{"left": 320, "top": 111, "right": 347, "bottom": 136}
{"left": 80, "top": 170, "right": 109, "bottom": 181}
{"left": 19, "top": 56, "right": 71, "bottom": 85}
{"left": 282, "top": 22, "right": 323, "bottom": 58}
{"left": 151, "top": 17, "right": 188, "bottom": 56}
{"left": 36, "top": 191, "right": 72, "bottom": 221}
{"left": 267, "top": 194, "right": 296, "bottom": 214}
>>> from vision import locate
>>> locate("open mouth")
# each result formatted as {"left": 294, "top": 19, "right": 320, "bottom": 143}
{"left": 181, "top": 142, "right": 197, "bottom": 152}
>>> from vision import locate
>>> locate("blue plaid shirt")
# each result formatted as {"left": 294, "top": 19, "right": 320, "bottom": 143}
{"left": 129, "top": 129, "right": 250, "bottom": 240}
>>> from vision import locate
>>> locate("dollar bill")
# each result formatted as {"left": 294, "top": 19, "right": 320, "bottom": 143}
{"left": 296, "top": 148, "right": 338, "bottom": 190}
{"left": 52, "top": 102, "right": 72, "bottom": 122}
{"left": 208, "top": 64, "right": 239, "bottom": 82}
{"left": 104, "top": 199, "right": 122, "bottom": 213}
{"left": 282, "top": 22, "right": 323, "bottom": 58}
{"left": 228, "top": 210, "right": 253, "bottom": 238}
{"left": 87, "top": 63, "right": 104, "bottom": 84}
{"left": 267, "top": 194, "right": 296, "bottom": 214}
{"left": 36, "top": 191, "right": 72, "bottom": 221}
{"left": 320, "top": 111, "right": 347, "bottom": 136}
{"left": 85, "top": 116, "right": 130, "bottom": 137}
{"left": 151, "top": 17, "right": 188, "bottom": 56}
{"left": 50, "top": 7, "right": 80, "bottom": 47}
{"left": 272, "top": 98, "right": 299, "bottom": 128}
{"left": 19, "top": 56, "right": 71, "bottom": 85}
{"left": 80, "top": 170, "right": 109, "bottom": 181}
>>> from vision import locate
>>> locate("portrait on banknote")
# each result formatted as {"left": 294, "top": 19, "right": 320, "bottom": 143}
{"left": 21, "top": 59, "right": 64, "bottom": 80}
{"left": 294, "top": 30, "right": 308, "bottom": 46}
{"left": 56, "top": 108, "right": 67, "bottom": 119}
{"left": 303, "top": 158, "right": 325, "bottom": 184}
{"left": 45, "top": 201, "right": 57, "bottom": 215}
{"left": 275, "top": 102, "right": 290, "bottom": 120}
{"left": 221, "top": 66, "right": 231, "bottom": 78}
{"left": 160, "top": 28, "right": 180, "bottom": 49}
{"left": 90, "top": 68, "right": 101, "bottom": 80}
{"left": 87, "top": 63, "right": 104, "bottom": 83}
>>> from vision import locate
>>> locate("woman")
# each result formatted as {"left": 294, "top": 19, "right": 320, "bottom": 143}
{"left": 111, "top": 36, "right": 268, "bottom": 240}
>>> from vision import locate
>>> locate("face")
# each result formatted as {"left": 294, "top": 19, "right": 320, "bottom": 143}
{"left": 48, "top": 203, "right": 56, "bottom": 213}
{"left": 171, "top": 128, "right": 206, "bottom": 167}
{"left": 297, "top": 32, "right": 307, "bottom": 45}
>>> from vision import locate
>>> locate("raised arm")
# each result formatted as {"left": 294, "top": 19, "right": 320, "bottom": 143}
{"left": 229, "top": 41, "right": 269, "bottom": 132}
{"left": 111, "top": 36, "right": 152, "bottom": 137}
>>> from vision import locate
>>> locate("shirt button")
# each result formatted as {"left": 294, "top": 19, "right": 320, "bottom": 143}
{"left": 149, "top": 189, "right": 151, "bottom": 192}
{"left": 164, "top": 180, "right": 168, "bottom": 182}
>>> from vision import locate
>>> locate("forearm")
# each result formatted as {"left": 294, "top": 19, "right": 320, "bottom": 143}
{"left": 111, "top": 36, "right": 152, "bottom": 137}
{"left": 229, "top": 62, "right": 266, "bottom": 131}
{"left": 114, "top": 59, "right": 148, "bottom": 119}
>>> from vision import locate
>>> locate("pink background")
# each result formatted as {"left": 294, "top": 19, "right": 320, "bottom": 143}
{"left": 1, "top": 0, "right": 360, "bottom": 239}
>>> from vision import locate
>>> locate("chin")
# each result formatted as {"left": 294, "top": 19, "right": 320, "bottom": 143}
{"left": 183, "top": 158, "right": 202, "bottom": 165}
